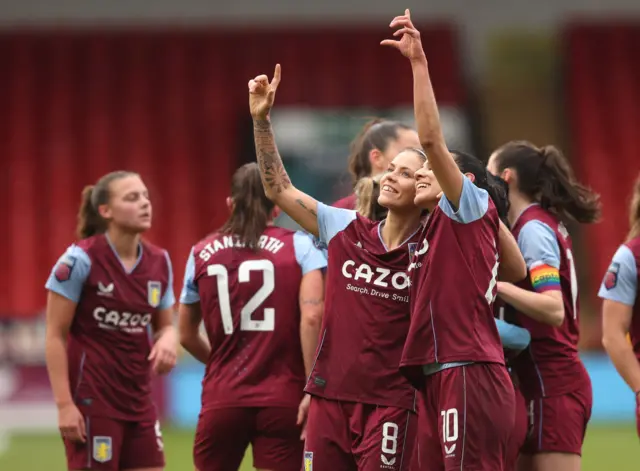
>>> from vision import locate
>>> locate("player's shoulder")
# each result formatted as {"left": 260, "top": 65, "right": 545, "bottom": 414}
{"left": 75, "top": 234, "right": 106, "bottom": 253}
{"left": 625, "top": 236, "right": 640, "bottom": 258}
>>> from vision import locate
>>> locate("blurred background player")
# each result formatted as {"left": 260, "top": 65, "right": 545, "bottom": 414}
{"left": 488, "top": 141, "right": 601, "bottom": 471}
{"left": 600, "top": 174, "right": 640, "bottom": 438}
{"left": 333, "top": 119, "right": 420, "bottom": 209}
{"left": 385, "top": 10, "right": 528, "bottom": 470}
{"left": 249, "top": 63, "right": 425, "bottom": 471}
{"left": 44, "top": 171, "right": 178, "bottom": 471}
{"left": 177, "top": 162, "right": 326, "bottom": 471}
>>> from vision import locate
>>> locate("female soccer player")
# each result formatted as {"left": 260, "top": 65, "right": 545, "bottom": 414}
{"left": 382, "top": 9, "right": 528, "bottom": 470}
{"left": 334, "top": 119, "right": 420, "bottom": 209}
{"left": 247, "top": 61, "right": 527, "bottom": 471}
{"left": 487, "top": 140, "right": 600, "bottom": 471}
{"left": 177, "top": 163, "right": 326, "bottom": 471}
{"left": 601, "top": 174, "right": 640, "bottom": 438}
{"left": 45, "top": 171, "right": 177, "bottom": 471}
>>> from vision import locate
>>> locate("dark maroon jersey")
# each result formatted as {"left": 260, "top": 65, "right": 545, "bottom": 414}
{"left": 182, "top": 226, "right": 326, "bottom": 411}
{"left": 46, "top": 234, "right": 174, "bottom": 421}
{"left": 400, "top": 179, "right": 505, "bottom": 388}
{"left": 508, "top": 205, "right": 590, "bottom": 398}
{"left": 305, "top": 203, "right": 419, "bottom": 411}
{"left": 333, "top": 193, "right": 357, "bottom": 210}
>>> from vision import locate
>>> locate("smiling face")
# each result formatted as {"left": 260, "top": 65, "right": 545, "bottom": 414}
{"left": 413, "top": 160, "right": 444, "bottom": 210}
{"left": 377, "top": 149, "right": 425, "bottom": 212}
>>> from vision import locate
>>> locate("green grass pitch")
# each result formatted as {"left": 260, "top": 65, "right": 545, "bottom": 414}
{"left": 0, "top": 424, "right": 637, "bottom": 470}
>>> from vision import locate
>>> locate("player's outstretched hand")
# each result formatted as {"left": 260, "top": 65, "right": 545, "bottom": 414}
{"left": 297, "top": 394, "right": 311, "bottom": 441}
{"left": 380, "top": 9, "right": 426, "bottom": 63}
{"left": 249, "top": 64, "right": 281, "bottom": 120}
{"left": 149, "top": 328, "right": 178, "bottom": 375}
{"left": 58, "top": 402, "right": 86, "bottom": 443}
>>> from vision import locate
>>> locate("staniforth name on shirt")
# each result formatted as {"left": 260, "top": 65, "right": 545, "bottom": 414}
{"left": 198, "top": 235, "right": 285, "bottom": 261}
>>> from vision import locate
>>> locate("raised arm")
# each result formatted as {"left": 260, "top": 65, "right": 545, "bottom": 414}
{"left": 249, "top": 64, "right": 320, "bottom": 237}
{"left": 382, "top": 9, "right": 464, "bottom": 207}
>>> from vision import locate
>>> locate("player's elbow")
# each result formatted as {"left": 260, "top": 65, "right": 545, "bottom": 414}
{"left": 602, "top": 328, "right": 627, "bottom": 353}
{"left": 179, "top": 325, "right": 199, "bottom": 349}
{"left": 549, "top": 306, "right": 564, "bottom": 327}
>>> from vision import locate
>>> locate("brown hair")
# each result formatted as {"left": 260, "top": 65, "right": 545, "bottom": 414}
{"left": 628, "top": 174, "right": 640, "bottom": 241}
{"left": 219, "top": 163, "right": 275, "bottom": 249}
{"left": 492, "top": 141, "right": 601, "bottom": 223}
{"left": 347, "top": 119, "right": 413, "bottom": 186}
{"left": 76, "top": 171, "right": 139, "bottom": 239}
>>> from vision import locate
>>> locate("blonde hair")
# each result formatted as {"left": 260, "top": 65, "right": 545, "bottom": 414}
{"left": 355, "top": 173, "right": 386, "bottom": 221}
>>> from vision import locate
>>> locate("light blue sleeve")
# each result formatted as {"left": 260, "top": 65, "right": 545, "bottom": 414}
{"left": 438, "top": 176, "right": 489, "bottom": 224}
{"left": 159, "top": 251, "right": 176, "bottom": 310}
{"left": 495, "top": 318, "right": 531, "bottom": 351}
{"left": 293, "top": 231, "right": 328, "bottom": 275}
{"left": 598, "top": 245, "right": 638, "bottom": 306}
{"left": 317, "top": 202, "right": 357, "bottom": 245}
{"left": 517, "top": 220, "right": 561, "bottom": 270}
{"left": 44, "top": 245, "right": 92, "bottom": 303}
{"left": 179, "top": 248, "right": 201, "bottom": 304}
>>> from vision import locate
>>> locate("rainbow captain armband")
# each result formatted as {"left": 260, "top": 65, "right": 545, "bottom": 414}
{"left": 529, "top": 263, "right": 561, "bottom": 292}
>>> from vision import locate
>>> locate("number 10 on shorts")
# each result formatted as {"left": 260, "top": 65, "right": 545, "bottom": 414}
{"left": 440, "top": 408, "right": 458, "bottom": 456}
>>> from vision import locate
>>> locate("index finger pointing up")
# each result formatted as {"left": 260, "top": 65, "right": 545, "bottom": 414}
{"left": 271, "top": 64, "right": 282, "bottom": 89}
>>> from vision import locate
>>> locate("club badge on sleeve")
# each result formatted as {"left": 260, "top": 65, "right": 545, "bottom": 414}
{"left": 148, "top": 281, "right": 162, "bottom": 307}
{"left": 54, "top": 256, "right": 76, "bottom": 282}
{"left": 304, "top": 451, "right": 313, "bottom": 471}
{"left": 604, "top": 262, "right": 620, "bottom": 290}
{"left": 93, "top": 436, "right": 112, "bottom": 463}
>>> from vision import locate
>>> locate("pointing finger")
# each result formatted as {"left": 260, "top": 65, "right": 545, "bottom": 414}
{"left": 271, "top": 63, "right": 281, "bottom": 90}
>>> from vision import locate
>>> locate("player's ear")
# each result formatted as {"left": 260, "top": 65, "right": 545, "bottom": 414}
{"left": 97, "top": 204, "right": 112, "bottom": 220}
{"left": 463, "top": 172, "right": 475, "bottom": 183}
{"left": 271, "top": 206, "right": 281, "bottom": 220}
{"left": 226, "top": 197, "right": 234, "bottom": 212}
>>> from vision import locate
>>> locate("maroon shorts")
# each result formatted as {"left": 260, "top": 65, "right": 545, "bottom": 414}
{"left": 63, "top": 415, "right": 164, "bottom": 470}
{"left": 303, "top": 396, "right": 417, "bottom": 471}
{"left": 413, "top": 363, "right": 515, "bottom": 471}
{"left": 505, "top": 385, "right": 528, "bottom": 471}
{"left": 521, "top": 384, "right": 592, "bottom": 455}
{"left": 194, "top": 407, "right": 302, "bottom": 471}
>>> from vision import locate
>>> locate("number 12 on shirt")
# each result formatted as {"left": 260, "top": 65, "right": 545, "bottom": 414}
{"left": 207, "top": 260, "right": 276, "bottom": 334}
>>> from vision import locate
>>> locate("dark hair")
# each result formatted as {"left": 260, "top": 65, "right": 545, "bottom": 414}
{"left": 220, "top": 163, "right": 275, "bottom": 249}
{"left": 451, "top": 150, "right": 510, "bottom": 225}
{"left": 356, "top": 147, "right": 427, "bottom": 221}
{"left": 628, "top": 173, "right": 640, "bottom": 241}
{"left": 77, "top": 171, "right": 139, "bottom": 239}
{"left": 492, "top": 141, "right": 601, "bottom": 223}
{"left": 347, "top": 119, "right": 413, "bottom": 186}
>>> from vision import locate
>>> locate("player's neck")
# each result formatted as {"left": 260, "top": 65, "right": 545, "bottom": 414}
{"left": 106, "top": 228, "right": 141, "bottom": 261}
{"left": 381, "top": 211, "right": 421, "bottom": 250}
{"left": 508, "top": 191, "right": 535, "bottom": 226}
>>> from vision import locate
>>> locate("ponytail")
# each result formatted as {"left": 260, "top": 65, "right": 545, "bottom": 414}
{"left": 76, "top": 171, "right": 139, "bottom": 239}
{"left": 220, "top": 163, "right": 275, "bottom": 249}
{"left": 486, "top": 172, "right": 511, "bottom": 227}
{"left": 628, "top": 174, "right": 640, "bottom": 241}
{"left": 492, "top": 141, "right": 601, "bottom": 224}
{"left": 355, "top": 173, "right": 387, "bottom": 221}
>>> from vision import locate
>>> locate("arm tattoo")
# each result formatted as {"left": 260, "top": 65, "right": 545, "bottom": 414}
{"left": 253, "top": 118, "right": 292, "bottom": 194}
{"left": 301, "top": 298, "right": 323, "bottom": 306}
{"left": 296, "top": 199, "right": 317, "bottom": 217}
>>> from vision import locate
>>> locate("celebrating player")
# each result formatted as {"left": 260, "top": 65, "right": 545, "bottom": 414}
{"left": 600, "top": 174, "right": 640, "bottom": 438}
{"left": 334, "top": 119, "right": 420, "bottom": 209}
{"left": 487, "top": 140, "right": 600, "bottom": 471}
{"left": 178, "top": 162, "right": 326, "bottom": 471}
{"left": 383, "top": 10, "right": 527, "bottom": 470}
{"left": 45, "top": 171, "right": 177, "bottom": 471}
{"left": 247, "top": 59, "right": 529, "bottom": 470}
{"left": 249, "top": 62, "right": 425, "bottom": 471}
